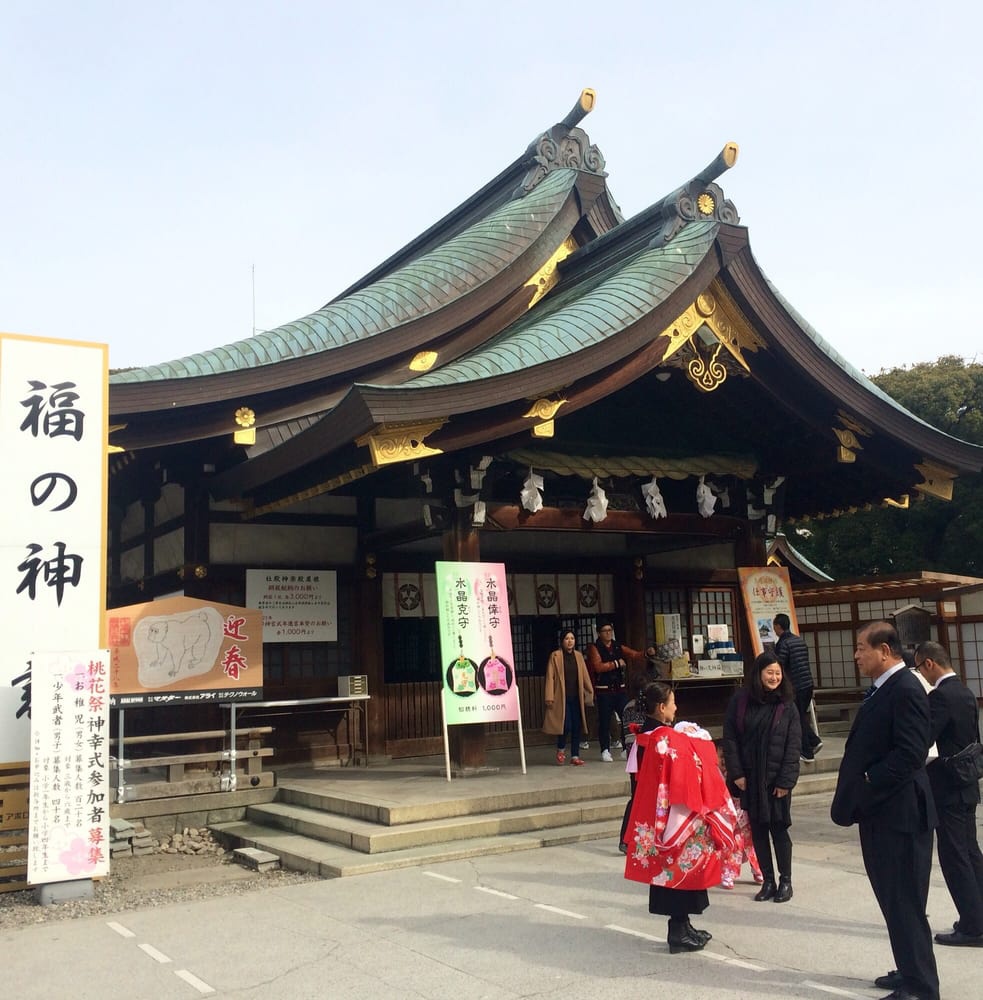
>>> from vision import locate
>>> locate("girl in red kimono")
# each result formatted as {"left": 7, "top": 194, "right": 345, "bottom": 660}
{"left": 624, "top": 682, "right": 738, "bottom": 953}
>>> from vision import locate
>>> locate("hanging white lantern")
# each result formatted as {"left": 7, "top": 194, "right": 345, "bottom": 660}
{"left": 641, "top": 476, "right": 668, "bottom": 519}
{"left": 520, "top": 468, "right": 544, "bottom": 513}
{"left": 583, "top": 476, "right": 608, "bottom": 523}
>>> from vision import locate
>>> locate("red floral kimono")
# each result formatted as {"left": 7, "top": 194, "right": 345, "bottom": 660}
{"left": 624, "top": 727, "right": 738, "bottom": 891}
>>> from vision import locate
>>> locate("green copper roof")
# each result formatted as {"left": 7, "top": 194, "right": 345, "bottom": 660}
{"left": 111, "top": 169, "right": 581, "bottom": 384}
{"left": 389, "top": 221, "right": 719, "bottom": 388}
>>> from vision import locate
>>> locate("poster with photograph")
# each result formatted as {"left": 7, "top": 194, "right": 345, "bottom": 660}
{"left": 738, "top": 566, "right": 798, "bottom": 656}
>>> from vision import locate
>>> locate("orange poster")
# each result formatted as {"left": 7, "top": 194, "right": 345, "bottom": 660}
{"left": 107, "top": 596, "right": 263, "bottom": 706}
{"left": 737, "top": 566, "right": 798, "bottom": 657}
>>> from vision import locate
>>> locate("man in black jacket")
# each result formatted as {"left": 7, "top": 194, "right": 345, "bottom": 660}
{"left": 831, "top": 621, "right": 939, "bottom": 1000}
{"left": 773, "top": 614, "right": 822, "bottom": 761}
{"left": 916, "top": 640, "right": 983, "bottom": 947}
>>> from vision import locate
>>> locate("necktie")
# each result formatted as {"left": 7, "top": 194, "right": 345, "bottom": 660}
{"left": 863, "top": 685, "right": 876, "bottom": 700}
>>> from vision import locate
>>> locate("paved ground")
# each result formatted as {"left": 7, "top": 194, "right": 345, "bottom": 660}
{"left": 1, "top": 781, "right": 980, "bottom": 999}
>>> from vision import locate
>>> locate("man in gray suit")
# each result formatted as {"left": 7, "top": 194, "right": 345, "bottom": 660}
{"left": 916, "top": 640, "right": 983, "bottom": 946}
{"left": 831, "top": 621, "right": 939, "bottom": 1000}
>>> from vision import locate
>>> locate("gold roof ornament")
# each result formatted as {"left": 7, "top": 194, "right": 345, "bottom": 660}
{"left": 883, "top": 495, "right": 910, "bottom": 509}
{"left": 656, "top": 280, "right": 763, "bottom": 393}
{"left": 914, "top": 460, "right": 956, "bottom": 501}
{"left": 357, "top": 419, "right": 445, "bottom": 466}
{"left": 234, "top": 406, "right": 256, "bottom": 446}
{"left": 523, "top": 397, "right": 567, "bottom": 421}
{"left": 409, "top": 350, "right": 438, "bottom": 372}
{"left": 525, "top": 237, "right": 578, "bottom": 309}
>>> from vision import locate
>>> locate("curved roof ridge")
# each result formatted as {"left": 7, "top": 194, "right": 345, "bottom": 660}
{"left": 761, "top": 274, "right": 982, "bottom": 450}
{"left": 376, "top": 221, "right": 719, "bottom": 389}
{"left": 111, "top": 169, "right": 580, "bottom": 384}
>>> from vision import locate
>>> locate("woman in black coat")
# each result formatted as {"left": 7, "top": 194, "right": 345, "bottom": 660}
{"left": 722, "top": 650, "right": 801, "bottom": 902}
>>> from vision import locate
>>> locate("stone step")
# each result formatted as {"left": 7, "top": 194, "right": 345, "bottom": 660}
{"left": 275, "top": 776, "right": 632, "bottom": 825}
{"left": 243, "top": 795, "right": 629, "bottom": 853}
{"left": 211, "top": 816, "right": 624, "bottom": 878}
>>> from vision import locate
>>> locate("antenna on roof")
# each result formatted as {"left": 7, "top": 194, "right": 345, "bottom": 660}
{"left": 251, "top": 263, "right": 256, "bottom": 337}
{"left": 561, "top": 88, "right": 596, "bottom": 129}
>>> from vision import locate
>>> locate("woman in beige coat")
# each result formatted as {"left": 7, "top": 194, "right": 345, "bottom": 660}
{"left": 544, "top": 630, "right": 594, "bottom": 765}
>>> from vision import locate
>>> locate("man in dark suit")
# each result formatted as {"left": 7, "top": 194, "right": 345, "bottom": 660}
{"left": 831, "top": 621, "right": 939, "bottom": 1000}
{"left": 915, "top": 640, "right": 983, "bottom": 946}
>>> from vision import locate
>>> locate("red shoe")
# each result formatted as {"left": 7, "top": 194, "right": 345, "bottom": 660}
{"left": 571, "top": 757, "right": 585, "bottom": 766}
{"left": 556, "top": 750, "right": 566, "bottom": 765}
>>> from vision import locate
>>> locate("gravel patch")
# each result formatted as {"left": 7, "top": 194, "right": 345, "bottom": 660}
{"left": 0, "top": 829, "right": 321, "bottom": 930}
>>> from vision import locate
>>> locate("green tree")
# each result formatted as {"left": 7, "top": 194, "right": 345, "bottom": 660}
{"left": 791, "top": 356, "right": 983, "bottom": 578}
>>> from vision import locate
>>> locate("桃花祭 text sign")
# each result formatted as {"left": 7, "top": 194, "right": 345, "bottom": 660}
{"left": 27, "top": 650, "right": 111, "bottom": 885}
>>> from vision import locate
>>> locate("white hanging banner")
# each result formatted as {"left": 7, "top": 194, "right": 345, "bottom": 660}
{"left": 0, "top": 333, "right": 107, "bottom": 765}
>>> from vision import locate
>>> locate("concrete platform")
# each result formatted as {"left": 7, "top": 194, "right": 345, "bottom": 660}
{"left": 211, "top": 736, "right": 847, "bottom": 877}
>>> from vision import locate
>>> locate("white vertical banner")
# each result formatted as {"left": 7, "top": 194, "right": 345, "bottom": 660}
{"left": 27, "top": 650, "right": 111, "bottom": 885}
{"left": 0, "top": 333, "right": 108, "bottom": 765}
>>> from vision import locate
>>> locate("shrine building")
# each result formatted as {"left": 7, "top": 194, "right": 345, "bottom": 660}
{"left": 106, "top": 90, "right": 983, "bottom": 764}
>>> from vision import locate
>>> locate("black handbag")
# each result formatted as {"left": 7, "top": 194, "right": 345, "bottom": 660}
{"left": 942, "top": 741, "right": 983, "bottom": 786}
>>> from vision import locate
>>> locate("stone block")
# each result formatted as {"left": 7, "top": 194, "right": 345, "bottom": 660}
{"left": 233, "top": 847, "right": 280, "bottom": 872}
{"left": 35, "top": 879, "right": 95, "bottom": 905}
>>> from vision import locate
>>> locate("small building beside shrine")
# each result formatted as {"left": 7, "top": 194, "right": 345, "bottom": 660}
{"left": 106, "top": 91, "right": 983, "bottom": 763}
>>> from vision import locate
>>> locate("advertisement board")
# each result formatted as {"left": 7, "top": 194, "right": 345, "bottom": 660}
{"left": 435, "top": 561, "right": 520, "bottom": 726}
{"left": 107, "top": 596, "right": 263, "bottom": 706}
{"left": 737, "top": 566, "right": 798, "bottom": 656}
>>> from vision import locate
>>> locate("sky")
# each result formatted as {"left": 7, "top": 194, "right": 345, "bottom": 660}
{"left": 2, "top": 1, "right": 981, "bottom": 375}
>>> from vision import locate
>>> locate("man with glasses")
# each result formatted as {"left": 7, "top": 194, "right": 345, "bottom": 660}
{"left": 586, "top": 620, "right": 655, "bottom": 762}
{"left": 915, "top": 641, "right": 983, "bottom": 948}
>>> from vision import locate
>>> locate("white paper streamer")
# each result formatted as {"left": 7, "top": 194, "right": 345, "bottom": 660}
{"left": 520, "top": 468, "right": 544, "bottom": 513}
{"left": 641, "top": 475, "right": 668, "bottom": 519}
{"left": 583, "top": 477, "right": 608, "bottom": 523}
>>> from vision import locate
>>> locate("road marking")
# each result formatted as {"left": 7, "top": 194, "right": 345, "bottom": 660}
{"left": 800, "top": 982, "right": 865, "bottom": 998}
{"left": 175, "top": 969, "right": 216, "bottom": 995}
{"left": 535, "top": 903, "right": 587, "bottom": 919}
{"left": 422, "top": 871, "right": 461, "bottom": 883}
{"left": 138, "top": 943, "right": 172, "bottom": 964}
{"left": 474, "top": 886, "right": 518, "bottom": 900}
{"left": 106, "top": 921, "right": 135, "bottom": 938}
{"left": 605, "top": 924, "right": 664, "bottom": 942}
{"left": 727, "top": 959, "right": 767, "bottom": 970}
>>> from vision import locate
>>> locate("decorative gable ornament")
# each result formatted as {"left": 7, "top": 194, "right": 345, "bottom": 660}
{"left": 641, "top": 476, "right": 668, "bottom": 519}
{"left": 520, "top": 469, "right": 545, "bottom": 513}
{"left": 696, "top": 475, "right": 717, "bottom": 518}
{"left": 583, "top": 477, "right": 608, "bottom": 523}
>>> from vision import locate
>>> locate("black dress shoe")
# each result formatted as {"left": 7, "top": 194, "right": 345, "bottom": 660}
{"left": 874, "top": 970, "right": 903, "bottom": 989}
{"left": 935, "top": 929, "right": 983, "bottom": 946}
{"left": 753, "top": 878, "right": 776, "bottom": 901}
{"left": 667, "top": 929, "right": 706, "bottom": 954}
{"left": 879, "top": 991, "right": 933, "bottom": 1000}
{"left": 684, "top": 918, "right": 711, "bottom": 943}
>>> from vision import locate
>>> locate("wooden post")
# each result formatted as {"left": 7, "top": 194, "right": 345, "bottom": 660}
{"left": 357, "top": 498, "right": 387, "bottom": 761}
{"left": 443, "top": 508, "right": 486, "bottom": 770}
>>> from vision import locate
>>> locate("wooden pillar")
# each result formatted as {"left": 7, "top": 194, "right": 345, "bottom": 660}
{"left": 626, "top": 557, "right": 648, "bottom": 646}
{"left": 182, "top": 483, "right": 211, "bottom": 599}
{"left": 442, "top": 508, "right": 486, "bottom": 769}
{"left": 356, "top": 497, "right": 387, "bottom": 761}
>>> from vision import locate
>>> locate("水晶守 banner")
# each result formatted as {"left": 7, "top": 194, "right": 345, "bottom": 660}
{"left": 435, "top": 561, "right": 519, "bottom": 725}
